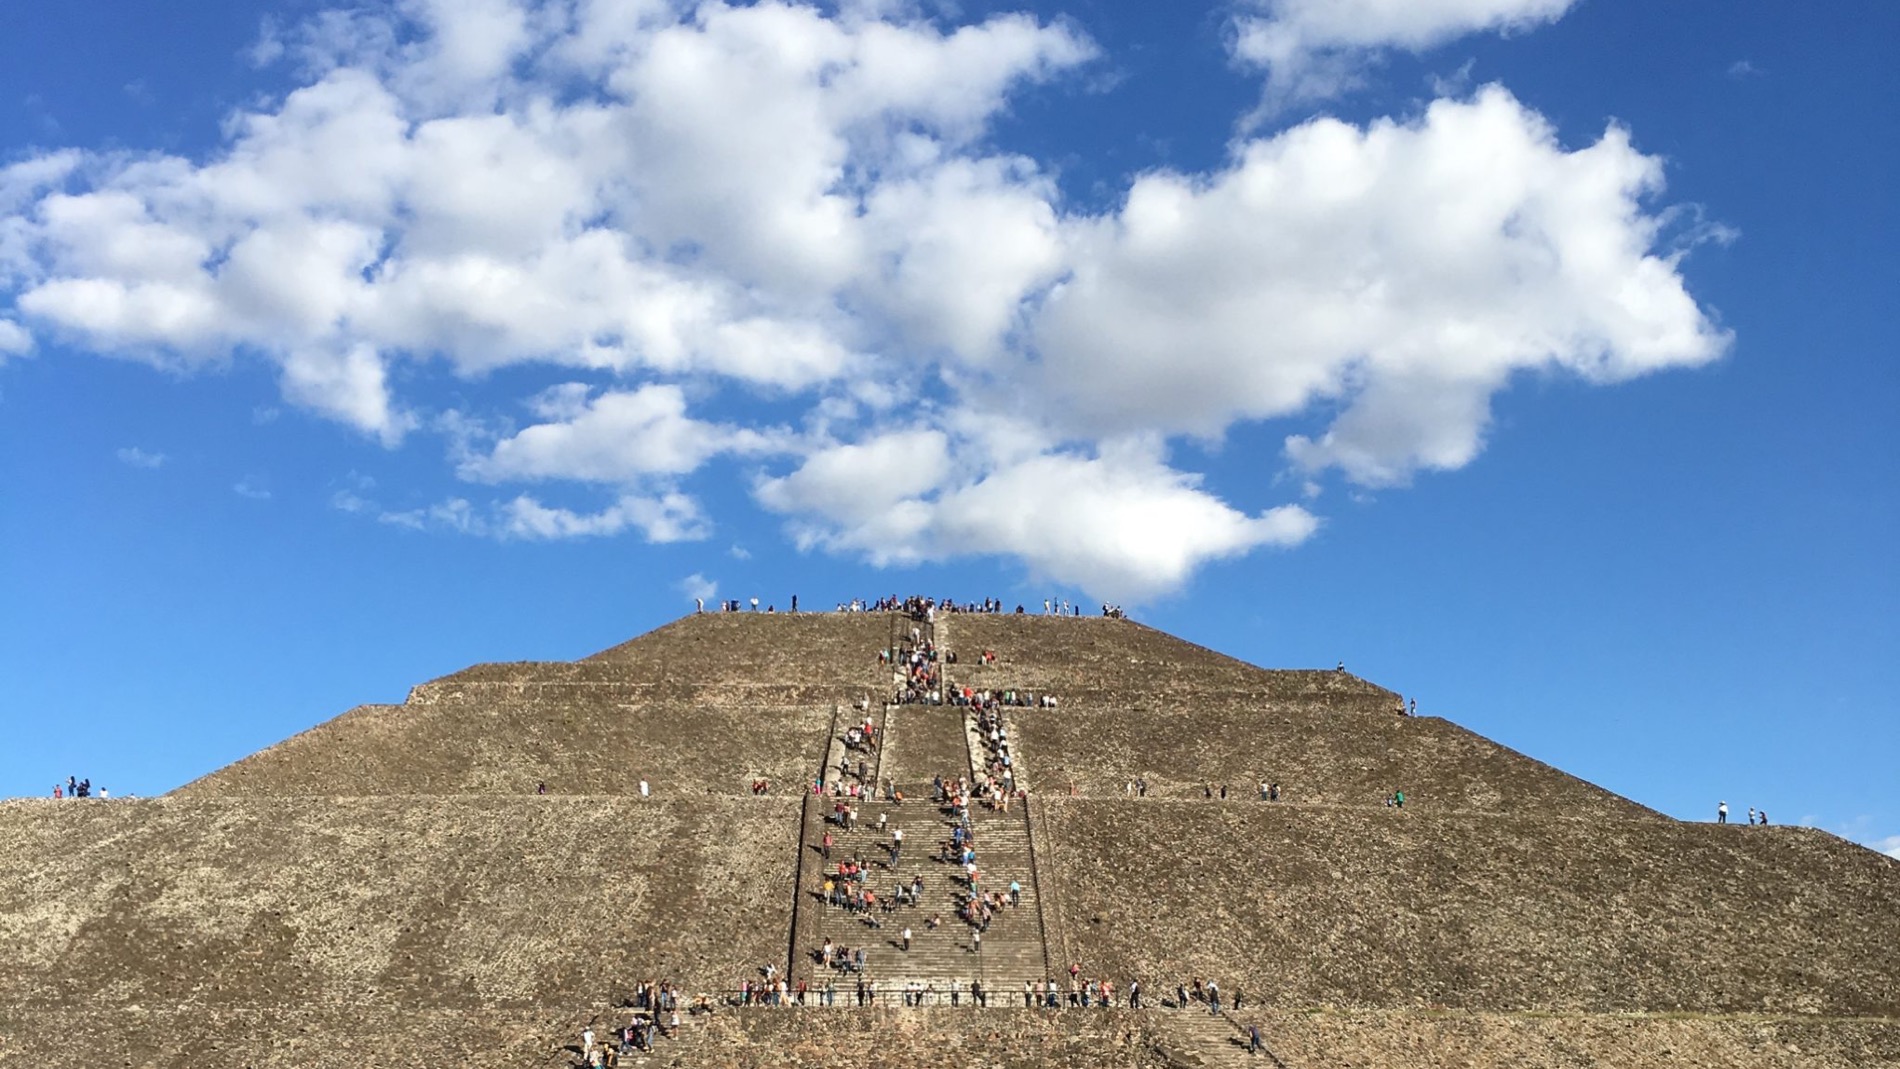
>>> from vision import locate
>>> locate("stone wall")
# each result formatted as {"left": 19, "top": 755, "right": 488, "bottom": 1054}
{"left": 0, "top": 797, "right": 797, "bottom": 1008}
{"left": 1014, "top": 698, "right": 1655, "bottom": 817}
{"left": 175, "top": 696, "right": 836, "bottom": 798}
{"left": 1038, "top": 799, "right": 1900, "bottom": 1017}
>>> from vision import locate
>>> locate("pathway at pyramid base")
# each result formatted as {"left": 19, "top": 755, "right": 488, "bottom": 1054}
{"left": 6, "top": 1004, "right": 1900, "bottom": 1068}
{"left": 2, "top": 610, "right": 1896, "bottom": 1068}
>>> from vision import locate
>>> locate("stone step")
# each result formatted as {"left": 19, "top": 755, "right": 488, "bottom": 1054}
{"left": 1163, "top": 1011, "right": 1282, "bottom": 1067}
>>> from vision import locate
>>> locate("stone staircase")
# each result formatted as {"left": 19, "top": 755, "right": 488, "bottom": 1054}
{"left": 791, "top": 798, "right": 1050, "bottom": 999}
{"left": 787, "top": 609, "right": 1054, "bottom": 1005}
{"left": 1161, "top": 1009, "right": 1288, "bottom": 1067}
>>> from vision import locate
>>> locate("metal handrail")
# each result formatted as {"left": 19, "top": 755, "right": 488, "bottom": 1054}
{"left": 786, "top": 702, "right": 844, "bottom": 980}
{"left": 1019, "top": 794, "right": 1059, "bottom": 980}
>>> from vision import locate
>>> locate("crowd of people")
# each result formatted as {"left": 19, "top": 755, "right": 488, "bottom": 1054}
{"left": 811, "top": 772, "right": 1028, "bottom": 962}
{"left": 968, "top": 705, "right": 1021, "bottom": 806}
{"left": 572, "top": 981, "right": 695, "bottom": 1066}
{"left": 50, "top": 775, "right": 108, "bottom": 799}
{"left": 825, "top": 594, "right": 1131, "bottom": 619}
{"left": 569, "top": 966, "right": 1268, "bottom": 1066}
{"left": 884, "top": 628, "right": 943, "bottom": 705}
{"left": 656, "top": 969, "right": 1255, "bottom": 1013}
{"left": 949, "top": 682, "right": 1057, "bottom": 710}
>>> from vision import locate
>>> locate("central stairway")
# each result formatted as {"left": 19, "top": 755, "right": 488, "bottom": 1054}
{"left": 786, "top": 611, "right": 1055, "bottom": 1004}
{"left": 790, "top": 798, "right": 1051, "bottom": 999}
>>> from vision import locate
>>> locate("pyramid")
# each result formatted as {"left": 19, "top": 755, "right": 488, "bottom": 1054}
{"left": 2, "top": 610, "right": 1896, "bottom": 1068}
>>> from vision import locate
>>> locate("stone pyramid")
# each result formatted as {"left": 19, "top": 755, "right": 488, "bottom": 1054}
{"left": 2, "top": 610, "right": 1895, "bottom": 1068}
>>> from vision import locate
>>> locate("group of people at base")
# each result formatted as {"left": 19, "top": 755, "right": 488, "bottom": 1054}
{"left": 573, "top": 982, "right": 690, "bottom": 1067}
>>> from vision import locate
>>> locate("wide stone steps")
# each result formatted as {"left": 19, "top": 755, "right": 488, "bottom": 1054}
{"left": 796, "top": 801, "right": 1047, "bottom": 992}
{"left": 1162, "top": 1010, "right": 1279, "bottom": 1067}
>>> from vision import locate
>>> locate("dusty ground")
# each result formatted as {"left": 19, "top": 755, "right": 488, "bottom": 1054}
{"left": 4, "top": 1005, "right": 1895, "bottom": 1068}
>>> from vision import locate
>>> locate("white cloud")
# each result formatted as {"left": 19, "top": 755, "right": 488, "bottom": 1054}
{"left": 378, "top": 496, "right": 475, "bottom": 532}
{"left": 1873, "top": 835, "right": 1900, "bottom": 861}
{"left": 280, "top": 344, "right": 413, "bottom": 444}
{"left": 857, "top": 151, "right": 1065, "bottom": 364}
{"left": 233, "top": 478, "right": 272, "bottom": 500}
{"left": 501, "top": 491, "right": 707, "bottom": 542}
{"left": 1233, "top": 0, "right": 1578, "bottom": 108}
{"left": 0, "top": 151, "right": 81, "bottom": 214}
{"left": 678, "top": 572, "right": 718, "bottom": 605}
{"left": 926, "top": 445, "right": 1319, "bottom": 598}
{"left": 756, "top": 428, "right": 951, "bottom": 527}
{"left": 116, "top": 446, "right": 167, "bottom": 469}
{"left": 1031, "top": 86, "right": 1729, "bottom": 486}
{"left": 758, "top": 434, "right": 1318, "bottom": 600}
{"left": 0, "top": 0, "right": 1729, "bottom": 600}
{"left": 468, "top": 383, "right": 777, "bottom": 484}
{"left": 0, "top": 318, "right": 34, "bottom": 358}
{"left": 374, "top": 488, "right": 707, "bottom": 543}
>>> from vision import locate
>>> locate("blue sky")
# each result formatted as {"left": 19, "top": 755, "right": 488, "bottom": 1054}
{"left": 1, "top": 0, "right": 1894, "bottom": 855}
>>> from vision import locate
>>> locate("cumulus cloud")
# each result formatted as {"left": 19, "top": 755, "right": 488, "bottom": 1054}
{"left": 1032, "top": 86, "right": 1730, "bottom": 485}
{"left": 0, "top": 0, "right": 1729, "bottom": 598}
{"left": 1233, "top": 0, "right": 1578, "bottom": 108}
{"left": 0, "top": 319, "right": 32, "bottom": 358}
{"left": 116, "top": 446, "right": 167, "bottom": 469}
{"left": 467, "top": 383, "right": 777, "bottom": 484}
{"left": 1874, "top": 835, "right": 1900, "bottom": 861}
{"left": 760, "top": 433, "right": 1318, "bottom": 599}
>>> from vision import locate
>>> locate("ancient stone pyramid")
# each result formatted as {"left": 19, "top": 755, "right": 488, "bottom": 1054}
{"left": 3, "top": 610, "right": 1896, "bottom": 1068}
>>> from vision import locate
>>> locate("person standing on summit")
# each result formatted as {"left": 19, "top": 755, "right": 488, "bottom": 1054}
{"left": 1717, "top": 801, "right": 1729, "bottom": 824}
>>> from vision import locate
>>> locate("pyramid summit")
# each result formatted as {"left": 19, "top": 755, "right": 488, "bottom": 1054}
{"left": 3, "top": 606, "right": 1896, "bottom": 1067}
